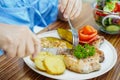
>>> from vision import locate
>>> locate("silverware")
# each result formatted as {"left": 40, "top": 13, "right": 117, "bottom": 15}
{"left": 40, "top": 48, "right": 73, "bottom": 55}
{"left": 68, "top": 17, "right": 79, "bottom": 47}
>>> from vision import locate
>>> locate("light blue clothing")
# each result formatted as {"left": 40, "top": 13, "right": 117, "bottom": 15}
{"left": 0, "top": 0, "right": 58, "bottom": 55}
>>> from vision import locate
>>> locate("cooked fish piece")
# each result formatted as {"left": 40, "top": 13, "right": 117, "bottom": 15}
{"left": 63, "top": 49, "right": 104, "bottom": 73}
{"left": 91, "top": 36, "right": 104, "bottom": 48}
{"left": 96, "top": 48, "right": 104, "bottom": 63}
{"left": 40, "top": 37, "right": 73, "bottom": 49}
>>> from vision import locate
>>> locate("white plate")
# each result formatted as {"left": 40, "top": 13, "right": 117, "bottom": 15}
{"left": 23, "top": 30, "right": 117, "bottom": 80}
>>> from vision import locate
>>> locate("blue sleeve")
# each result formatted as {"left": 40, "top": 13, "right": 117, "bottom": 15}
{"left": 0, "top": 0, "right": 58, "bottom": 29}
{"left": 0, "top": 49, "right": 4, "bottom": 56}
{"left": 34, "top": 0, "right": 58, "bottom": 27}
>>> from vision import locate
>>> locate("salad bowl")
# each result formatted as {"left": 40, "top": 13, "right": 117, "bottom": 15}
{"left": 93, "top": 0, "right": 120, "bottom": 34}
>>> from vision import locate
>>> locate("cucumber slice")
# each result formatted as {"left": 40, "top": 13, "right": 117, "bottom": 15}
{"left": 106, "top": 25, "right": 120, "bottom": 32}
{"left": 108, "top": 18, "right": 112, "bottom": 24}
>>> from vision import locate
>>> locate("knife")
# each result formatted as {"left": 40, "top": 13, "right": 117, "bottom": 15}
{"left": 40, "top": 48, "right": 73, "bottom": 55}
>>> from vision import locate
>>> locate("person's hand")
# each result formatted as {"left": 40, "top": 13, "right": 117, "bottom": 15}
{"left": 0, "top": 24, "right": 40, "bottom": 58}
{"left": 58, "top": 0, "right": 82, "bottom": 20}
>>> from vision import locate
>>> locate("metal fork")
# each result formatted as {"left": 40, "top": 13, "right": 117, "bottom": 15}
{"left": 68, "top": 18, "right": 79, "bottom": 47}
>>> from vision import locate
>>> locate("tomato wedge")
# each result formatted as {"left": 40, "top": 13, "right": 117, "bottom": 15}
{"left": 95, "top": 11, "right": 107, "bottom": 17}
{"left": 112, "top": 2, "right": 120, "bottom": 12}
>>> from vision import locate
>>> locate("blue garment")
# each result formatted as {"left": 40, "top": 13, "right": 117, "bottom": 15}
{"left": 0, "top": 0, "right": 58, "bottom": 31}
{"left": 0, "top": 0, "right": 58, "bottom": 55}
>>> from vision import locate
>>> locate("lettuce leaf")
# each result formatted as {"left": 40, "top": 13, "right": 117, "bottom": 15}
{"left": 103, "top": 1, "right": 117, "bottom": 12}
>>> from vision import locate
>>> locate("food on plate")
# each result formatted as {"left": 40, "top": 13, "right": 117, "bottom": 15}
{"left": 73, "top": 44, "right": 96, "bottom": 59}
{"left": 58, "top": 26, "right": 105, "bottom": 73}
{"left": 33, "top": 52, "right": 65, "bottom": 74}
{"left": 91, "top": 35, "right": 104, "bottom": 48}
{"left": 32, "top": 25, "right": 105, "bottom": 75}
{"left": 34, "top": 52, "right": 53, "bottom": 71}
{"left": 78, "top": 25, "right": 104, "bottom": 48}
{"left": 57, "top": 26, "right": 104, "bottom": 48}
{"left": 44, "top": 56, "right": 65, "bottom": 75}
{"left": 63, "top": 44, "right": 104, "bottom": 73}
{"left": 57, "top": 28, "right": 72, "bottom": 43}
{"left": 78, "top": 25, "right": 98, "bottom": 44}
{"left": 40, "top": 37, "right": 73, "bottom": 49}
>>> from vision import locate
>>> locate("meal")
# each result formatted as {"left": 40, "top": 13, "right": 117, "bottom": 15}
{"left": 94, "top": 0, "right": 120, "bottom": 34}
{"left": 31, "top": 25, "right": 105, "bottom": 75}
{"left": 34, "top": 52, "right": 65, "bottom": 74}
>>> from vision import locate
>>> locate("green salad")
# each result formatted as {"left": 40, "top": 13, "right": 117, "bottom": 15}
{"left": 94, "top": 0, "right": 120, "bottom": 33}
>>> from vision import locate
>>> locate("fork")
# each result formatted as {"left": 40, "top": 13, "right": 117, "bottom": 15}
{"left": 68, "top": 17, "right": 79, "bottom": 47}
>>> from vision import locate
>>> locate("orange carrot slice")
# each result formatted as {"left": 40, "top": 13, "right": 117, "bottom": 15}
{"left": 78, "top": 25, "right": 98, "bottom": 44}
{"left": 82, "top": 25, "right": 96, "bottom": 35}
{"left": 79, "top": 35, "right": 98, "bottom": 44}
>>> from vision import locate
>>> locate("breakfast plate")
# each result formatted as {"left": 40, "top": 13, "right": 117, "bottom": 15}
{"left": 23, "top": 30, "right": 117, "bottom": 80}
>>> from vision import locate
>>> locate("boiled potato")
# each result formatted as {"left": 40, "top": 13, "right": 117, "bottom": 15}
{"left": 34, "top": 52, "right": 53, "bottom": 71}
{"left": 55, "top": 55, "right": 65, "bottom": 60}
{"left": 34, "top": 58, "right": 46, "bottom": 71}
{"left": 44, "top": 56, "right": 66, "bottom": 75}
{"left": 34, "top": 52, "right": 65, "bottom": 74}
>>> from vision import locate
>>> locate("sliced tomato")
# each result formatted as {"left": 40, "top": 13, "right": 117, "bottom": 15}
{"left": 116, "top": 3, "right": 120, "bottom": 12}
{"left": 95, "top": 11, "right": 107, "bottom": 17}
{"left": 113, "top": 3, "right": 118, "bottom": 12}
{"left": 113, "top": 2, "right": 120, "bottom": 12}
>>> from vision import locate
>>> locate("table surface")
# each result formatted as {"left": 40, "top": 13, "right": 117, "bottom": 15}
{"left": 0, "top": 3, "right": 120, "bottom": 80}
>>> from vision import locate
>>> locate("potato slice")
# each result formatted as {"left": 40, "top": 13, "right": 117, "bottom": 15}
{"left": 34, "top": 52, "right": 53, "bottom": 71}
{"left": 34, "top": 58, "right": 46, "bottom": 71}
{"left": 55, "top": 55, "right": 65, "bottom": 61}
{"left": 44, "top": 56, "right": 65, "bottom": 75}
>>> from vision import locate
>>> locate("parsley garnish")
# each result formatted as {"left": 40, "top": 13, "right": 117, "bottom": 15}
{"left": 74, "top": 44, "right": 96, "bottom": 59}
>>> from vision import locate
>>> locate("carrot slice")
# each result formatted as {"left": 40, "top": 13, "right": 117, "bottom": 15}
{"left": 82, "top": 25, "right": 96, "bottom": 35}
{"left": 79, "top": 35, "right": 98, "bottom": 44}
{"left": 78, "top": 25, "right": 98, "bottom": 44}
{"left": 79, "top": 29, "right": 97, "bottom": 41}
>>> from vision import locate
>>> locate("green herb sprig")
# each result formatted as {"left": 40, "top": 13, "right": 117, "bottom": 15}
{"left": 74, "top": 44, "right": 96, "bottom": 59}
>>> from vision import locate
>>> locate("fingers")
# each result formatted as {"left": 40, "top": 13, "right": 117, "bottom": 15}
{"left": 31, "top": 33, "right": 40, "bottom": 57}
{"left": 59, "top": 0, "right": 82, "bottom": 20}
{"left": 60, "top": 0, "right": 68, "bottom": 13}
{"left": 15, "top": 34, "right": 39, "bottom": 58}
{"left": 17, "top": 40, "right": 26, "bottom": 57}
{"left": 25, "top": 36, "right": 34, "bottom": 57}
{"left": 71, "top": 0, "right": 82, "bottom": 19}
{"left": 64, "top": 0, "right": 76, "bottom": 18}
{"left": 70, "top": 0, "right": 80, "bottom": 19}
{"left": 2, "top": 26, "right": 40, "bottom": 58}
{"left": 5, "top": 45, "right": 17, "bottom": 58}
{"left": 32, "top": 42, "right": 40, "bottom": 59}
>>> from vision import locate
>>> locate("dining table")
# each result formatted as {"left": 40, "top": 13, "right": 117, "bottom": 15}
{"left": 0, "top": 3, "right": 120, "bottom": 80}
